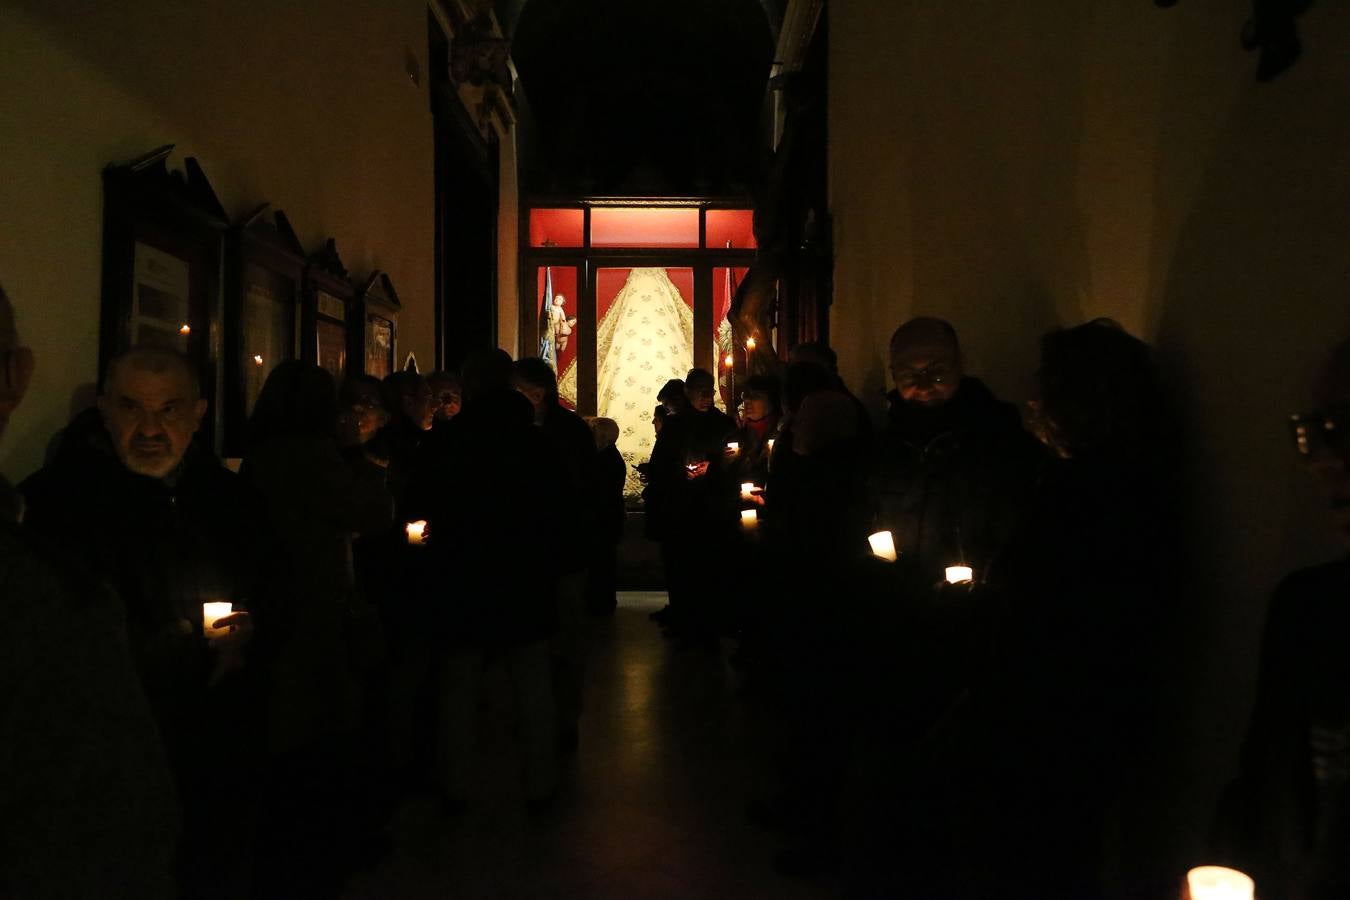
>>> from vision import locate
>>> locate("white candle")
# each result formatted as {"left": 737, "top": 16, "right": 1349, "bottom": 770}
{"left": 766, "top": 438, "right": 775, "bottom": 453}
{"left": 945, "top": 565, "right": 974, "bottom": 584}
{"left": 868, "top": 530, "right": 898, "bottom": 562}
{"left": 740, "top": 482, "right": 758, "bottom": 501}
{"left": 726, "top": 441, "right": 740, "bottom": 453}
{"left": 1186, "top": 867, "right": 1254, "bottom": 900}
{"left": 405, "top": 520, "right": 428, "bottom": 545}
{"left": 740, "top": 509, "right": 759, "bottom": 530}
{"left": 203, "top": 602, "right": 233, "bottom": 639}
{"left": 746, "top": 337, "right": 757, "bottom": 352}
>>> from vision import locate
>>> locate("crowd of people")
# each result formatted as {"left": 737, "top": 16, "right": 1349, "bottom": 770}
{"left": 2, "top": 274, "right": 1348, "bottom": 899}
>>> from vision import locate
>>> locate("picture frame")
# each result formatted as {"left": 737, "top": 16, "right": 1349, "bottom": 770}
{"left": 356, "top": 270, "right": 401, "bottom": 379}
{"left": 100, "top": 145, "right": 228, "bottom": 449}
{"left": 223, "top": 204, "right": 305, "bottom": 455}
{"left": 302, "top": 238, "right": 355, "bottom": 382}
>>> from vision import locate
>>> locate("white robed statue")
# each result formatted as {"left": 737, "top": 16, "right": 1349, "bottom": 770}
{"left": 559, "top": 267, "right": 694, "bottom": 496}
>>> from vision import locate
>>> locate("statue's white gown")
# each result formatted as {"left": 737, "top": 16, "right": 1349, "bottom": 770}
{"left": 559, "top": 267, "right": 694, "bottom": 497}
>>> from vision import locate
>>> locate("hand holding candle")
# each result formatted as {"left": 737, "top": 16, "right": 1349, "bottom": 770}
{"left": 1185, "top": 867, "right": 1254, "bottom": 900}
{"left": 203, "top": 602, "right": 234, "bottom": 639}
{"left": 740, "top": 509, "right": 759, "bottom": 531}
{"left": 405, "top": 520, "right": 428, "bottom": 545}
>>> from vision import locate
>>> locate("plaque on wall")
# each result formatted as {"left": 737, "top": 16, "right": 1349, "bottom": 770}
{"left": 357, "top": 270, "right": 401, "bottom": 380}
{"left": 101, "top": 145, "right": 228, "bottom": 449}
{"left": 302, "top": 239, "right": 354, "bottom": 382}
{"left": 224, "top": 205, "right": 304, "bottom": 454}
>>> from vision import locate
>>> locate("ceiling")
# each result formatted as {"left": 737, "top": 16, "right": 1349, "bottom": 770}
{"left": 502, "top": 0, "right": 777, "bottom": 197}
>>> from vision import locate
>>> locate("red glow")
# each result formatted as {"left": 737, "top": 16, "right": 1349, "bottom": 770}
{"left": 706, "top": 210, "right": 756, "bottom": 250}
{"left": 529, "top": 208, "right": 584, "bottom": 247}
{"left": 591, "top": 207, "right": 700, "bottom": 249}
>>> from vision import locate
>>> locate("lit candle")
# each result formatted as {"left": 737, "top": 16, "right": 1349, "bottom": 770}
{"left": 740, "top": 482, "right": 758, "bottom": 501}
{"left": 253, "top": 354, "right": 264, "bottom": 367}
{"left": 766, "top": 438, "right": 775, "bottom": 453}
{"left": 405, "top": 520, "right": 428, "bottom": 545}
{"left": 724, "top": 352, "right": 735, "bottom": 368}
{"left": 726, "top": 441, "right": 740, "bottom": 454}
{"left": 945, "top": 565, "right": 974, "bottom": 584}
{"left": 740, "top": 509, "right": 759, "bottom": 530}
{"left": 1186, "top": 867, "right": 1254, "bottom": 900}
{"left": 179, "top": 323, "right": 192, "bottom": 336}
{"left": 868, "top": 530, "right": 898, "bottom": 562}
{"left": 746, "top": 336, "right": 757, "bottom": 352}
{"left": 202, "top": 601, "right": 233, "bottom": 639}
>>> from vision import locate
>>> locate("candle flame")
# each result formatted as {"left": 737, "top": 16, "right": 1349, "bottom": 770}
{"left": 179, "top": 323, "right": 191, "bottom": 335}
{"left": 945, "top": 565, "right": 974, "bottom": 584}
{"left": 253, "top": 354, "right": 264, "bottom": 367}
{"left": 746, "top": 337, "right": 757, "bottom": 351}
{"left": 724, "top": 352, "right": 735, "bottom": 368}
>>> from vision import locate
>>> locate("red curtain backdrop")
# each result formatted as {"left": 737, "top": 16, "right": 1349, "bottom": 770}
{"left": 591, "top": 208, "right": 700, "bottom": 248}
{"left": 705, "top": 210, "right": 756, "bottom": 249}
{"left": 529, "top": 208, "right": 585, "bottom": 247}
{"left": 537, "top": 266, "right": 580, "bottom": 383}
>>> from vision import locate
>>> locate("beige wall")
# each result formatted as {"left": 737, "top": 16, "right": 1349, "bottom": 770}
{"left": 831, "top": 0, "right": 1350, "bottom": 864}
{"left": 0, "top": 0, "right": 437, "bottom": 480}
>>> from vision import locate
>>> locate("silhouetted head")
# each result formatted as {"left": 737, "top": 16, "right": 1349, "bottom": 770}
{"left": 337, "top": 373, "right": 387, "bottom": 448}
{"left": 460, "top": 347, "right": 515, "bottom": 402}
{"left": 789, "top": 341, "right": 838, "bottom": 375}
{"left": 653, "top": 405, "right": 669, "bottom": 435}
{"left": 657, "top": 379, "right": 687, "bottom": 414}
{"left": 100, "top": 347, "right": 206, "bottom": 479}
{"left": 1294, "top": 337, "right": 1350, "bottom": 544}
{"left": 684, "top": 368, "right": 715, "bottom": 412}
{"left": 1033, "top": 319, "right": 1161, "bottom": 460}
{"left": 512, "top": 357, "right": 559, "bottom": 418}
{"left": 247, "top": 360, "right": 337, "bottom": 449}
{"left": 889, "top": 317, "right": 963, "bottom": 408}
{"left": 382, "top": 370, "right": 433, "bottom": 431}
{"left": 589, "top": 416, "right": 619, "bottom": 450}
{"left": 427, "top": 370, "right": 463, "bottom": 422}
{"left": 784, "top": 360, "right": 834, "bottom": 415}
{"left": 0, "top": 283, "right": 35, "bottom": 443}
{"left": 741, "top": 374, "right": 782, "bottom": 423}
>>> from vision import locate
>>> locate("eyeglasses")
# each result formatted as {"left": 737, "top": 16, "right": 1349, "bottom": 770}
{"left": 1289, "top": 407, "right": 1350, "bottom": 459}
{"left": 893, "top": 364, "right": 951, "bottom": 387}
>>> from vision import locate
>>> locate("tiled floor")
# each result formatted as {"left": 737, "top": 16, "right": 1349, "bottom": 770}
{"left": 345, "top": 592, "right": 836, "bottom": 899}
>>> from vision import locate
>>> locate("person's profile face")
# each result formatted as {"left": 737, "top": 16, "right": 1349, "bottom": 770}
{"left": 431, "top": 384, "right": 461, "bottom": 421}
{"left": 339, "top": 384, "right": 387, "bottom": 447}
{"left": 891, "top": 342, "right": 962, "bottom": 408}
{"left": 402, "top": 383, "right": 435, "bottom": 431}
{"left": 100, "top": 366, "right": 206, "bottom": 478}
{"left": 742, "top": 392, "right": 769, "bottom": 422}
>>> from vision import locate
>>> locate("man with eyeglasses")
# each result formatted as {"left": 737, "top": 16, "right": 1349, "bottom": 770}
{"left": 20, "top": 345, "right": 262, "bottom": 897}
{"left": 1217, "top": 340, "right": 1350, "bottom": 898}
{"left": 869, "top": 317, "right": 1039, "bottom": 582}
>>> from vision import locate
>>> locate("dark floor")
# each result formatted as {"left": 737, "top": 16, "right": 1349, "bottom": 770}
{"left": 348, "top": 591, "right": 831, "bottom": 900}
{"left": 345, "top": 592, "right": 835, "bottom": 900}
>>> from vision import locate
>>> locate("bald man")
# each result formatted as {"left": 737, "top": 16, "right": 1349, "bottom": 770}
{"left": 1, "top": 285, "right": 178, "bottom": 897}
{"left": 21, "top": 344, "right": 262, "bottom": 896}
{"left": 869, "top": 316, "right": 1040, "bottom": 582}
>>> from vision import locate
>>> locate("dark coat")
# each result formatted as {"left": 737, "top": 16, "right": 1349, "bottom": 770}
{"left": 240, "top": 434, "right": 393, "bottom": 753}
{"left": 867, "top": 376, "right": 1041, "bottom": 584}
{"left": 537, "top": 399, "right": 599, "bottom": 574}
{"left": 20, "top": 411, "right": 261, "bottom": 754}
{"left": 643, "top": 406, "right": 738, "bottom": 539}
{"left": 1, "top": 483, "right": 179, "bottom": 900}
{"left": 593, "top": 442, "right": 627, "bottom": 546}
{"left": 406, "top": 389, "right": 558, "bottom": 648}
{"left": 1219, "top": 557, "right": 1350, "bottom": 900}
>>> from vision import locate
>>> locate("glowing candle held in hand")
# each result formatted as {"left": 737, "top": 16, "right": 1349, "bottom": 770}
{"left": 405, "top": 520, "right": 428, "bottom": 545}
{"left": 766, "top": 438, "right": 776, "bottom": 453}
{"left": 1185, "top": 867, "right": 1254, "bottom": 900}
{"left": 203, "top": 602, "right": 233, "bottom": 639}
{"left": 746, "top": 336, "right": 757, "bottom": 352}
{"left": 726, "top": 441, "right": 740, "bottom": 454}
{"left": 179, "top": 323, "right": 191, "bottom": 336}
{"left": 740, "top": 482, "right": 757, "bottom": 501}
{"left": 740, "top": 509, "right": 759, "bottom": 531}
{"left": 724, "top": 352, "right": 735, "bottom": 369}
{"left": 253, "top": 354, "right": 264, "bottom": 367}
{"left": 868, "top": 530, "right": 898, "bottom": 562}
{"left": 945, "top": 565, "right": 974, "bottom": 584}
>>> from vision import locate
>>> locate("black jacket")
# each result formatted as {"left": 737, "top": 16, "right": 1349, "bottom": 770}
{"left": 643, "top": 406, "right": 738, "bottom": 538}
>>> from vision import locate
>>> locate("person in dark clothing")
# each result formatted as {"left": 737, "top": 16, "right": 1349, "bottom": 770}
{"left": 427, "top": 369, "right": 463, "bottom": 429}
{"left": 1, "top": 289, "right": 178, "bottom": 899}
{"left": 405, "top": 348, "right": 559, "bottom": 810}
{"left": 20, "top": 346, "right": 260, "bottom": 899}
{"left": 585, "top": 416, "right": 626, "bottom": 616}
{"left": 1215, "top": 337, "right": 1350, "bottom": 899}
{"left": 848, "top": 320, "right": 1172, "bottom": 899}
{"left": 789, "top": 340, "right": 874, "bottom": 441}
{"left": 513, "top": 356, "right": 598, "bottom": 751}
{"left": 644, "top": 367, "right": 738, "bottom": 648}
{"left": 727, "top": 374, "right": 781, "bottom": 493}
{"left": 868, "top": 317, "right": 1040, "bottom": 584}
{"left": 240, "top": 360, "right": 394, "bottom": 899}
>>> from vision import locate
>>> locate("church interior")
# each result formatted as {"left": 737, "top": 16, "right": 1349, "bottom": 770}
{"left": 3, "top": 0, "right": 1350, "bottom": 897}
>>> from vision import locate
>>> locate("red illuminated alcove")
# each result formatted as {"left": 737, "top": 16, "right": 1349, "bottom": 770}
{"left": 534, "top": 265, "right": 580, "bottom": 404}
{"left": 590, "top": 207, "right": 700, "bottom": 249}
{"left": 529, "top": 208, "right": 585, "bottom": 247}
{"left": 706, "top": 210, "right": 756, "bottom": 250}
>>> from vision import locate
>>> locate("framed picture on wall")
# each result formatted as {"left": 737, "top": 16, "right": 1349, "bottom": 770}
{"left": 224, "top": 205, "right": 305, "bottom": 455}
{"left": 357, "top": 270, "right": 401, "bottom": 379}
{"left": 101, "top": 145, "right": 228, "bottom": 449}
{"left": 302, "top": 239, "right": 355, "bottom": 382}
